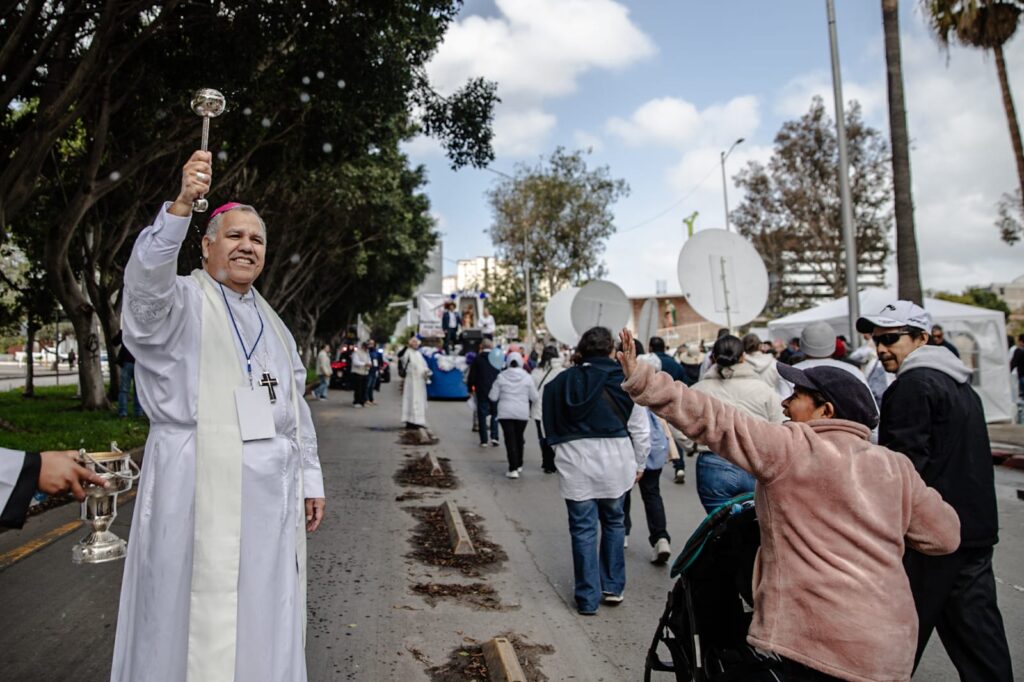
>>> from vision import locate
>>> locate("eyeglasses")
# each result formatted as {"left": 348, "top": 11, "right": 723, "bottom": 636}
{"left": 872, "top": 331, "right": 912, "bottom": 347}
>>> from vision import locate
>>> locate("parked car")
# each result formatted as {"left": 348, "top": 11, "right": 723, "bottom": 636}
{"left": 329, "top": 343, "right": 391, "bottom": 389}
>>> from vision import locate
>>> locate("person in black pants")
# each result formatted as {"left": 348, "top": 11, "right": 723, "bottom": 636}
{"left": 860, "top": 301, "right": 1013, "bottom": 681}
{"left": 487, "top": 352, "right": 538, "bottom": 479}
{"left": 467, "top": 339, "right": 500, "bottom": 446}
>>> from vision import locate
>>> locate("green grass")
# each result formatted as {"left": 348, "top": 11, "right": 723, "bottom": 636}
{"left": 0, "top": 385, "right": 149, "bottom": 453}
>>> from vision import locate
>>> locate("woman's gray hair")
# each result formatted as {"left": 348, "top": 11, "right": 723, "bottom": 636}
{"left": 638, "top": 353, "right": 662, "bottom": 371}
{"left": 204, "top": 204, "right": 267, "bottom": 241}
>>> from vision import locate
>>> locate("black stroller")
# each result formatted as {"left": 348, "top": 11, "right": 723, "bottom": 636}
{"left": 643, "top": 493, "right": 784, "bottom": 681}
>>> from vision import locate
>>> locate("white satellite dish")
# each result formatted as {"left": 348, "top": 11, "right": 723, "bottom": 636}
{"left": 677, "top": 229, "right": 768, "bottom": 329}
{"left": 636, "top": 297, "right": 660, "bottom": 348}
{"left": 544, "top": 286, "right": 580, "bottom": 346}
{"left": 571, "top": 280, "right": 631, "bottom": 336}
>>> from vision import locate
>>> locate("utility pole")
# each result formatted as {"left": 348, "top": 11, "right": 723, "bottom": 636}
{"left": 826, "top": 0, "right": 860, "bottom": 346}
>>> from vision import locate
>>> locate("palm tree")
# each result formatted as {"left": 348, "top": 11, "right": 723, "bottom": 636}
{"left": 883, "top": 0, "right": 924, "bottom": 303}
{"left": 922, "top": 0, "right": 1024, "bottom": 243}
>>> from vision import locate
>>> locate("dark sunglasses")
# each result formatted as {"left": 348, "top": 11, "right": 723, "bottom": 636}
{"left": 872, "top": 330, "right": 912, "bottom": 347}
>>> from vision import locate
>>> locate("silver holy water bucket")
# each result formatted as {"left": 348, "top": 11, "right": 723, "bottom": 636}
{"left": 71, "top": 443, "right": 140, "bottom": 564}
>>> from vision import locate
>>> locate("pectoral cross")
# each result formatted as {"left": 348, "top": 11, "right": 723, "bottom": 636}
{"left": 259, "top": 371, "right": 279, "bottom": 403}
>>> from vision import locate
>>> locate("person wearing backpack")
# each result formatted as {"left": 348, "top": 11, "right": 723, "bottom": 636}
{"left": 623, "top": 352, "right": 673, "bottom": 564}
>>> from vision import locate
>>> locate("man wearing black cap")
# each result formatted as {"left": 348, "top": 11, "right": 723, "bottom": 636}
{"left": 857, "top": 300, "right": 1012, "bottom": 681}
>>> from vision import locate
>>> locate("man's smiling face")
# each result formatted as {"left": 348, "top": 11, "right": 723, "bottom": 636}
{"left": 202, "top": 210, "right": 266, "bottom": 293}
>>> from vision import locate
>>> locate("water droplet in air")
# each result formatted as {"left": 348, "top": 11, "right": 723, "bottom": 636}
{"left": 300, "top": 92, "right": 311, "bottom": 103}
{"left": 242, "top": 107, "right": 252, "bottom": 116}
{"left": 217, "top": 151, "right": 228, "bottom": 162}
{"left": 337, "top": 80, "right": 346, "bottom": 89}
{"left": 109, "top": 171, "right": 122, "bottom": 181}
{"left": 316, "top": 71, "right": 325, "bottom": 79}
{"left": 290, "top": 253, "right": 300, "bottom": 264}
{"left": 302, "top": 76, "right": 311, "bottom": 85}
{"left": 261, "top": 117, "right": 272, "bottom": 128}
{"left": 322, "top": 142, "right": 333, "bottom": 153}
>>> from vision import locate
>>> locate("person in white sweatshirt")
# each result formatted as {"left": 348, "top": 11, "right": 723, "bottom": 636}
{"left": 530, "top": 346, "right": 566, "bottom": 473}
{"left": 489, "top": 352, "right": 539, "bottom": 479}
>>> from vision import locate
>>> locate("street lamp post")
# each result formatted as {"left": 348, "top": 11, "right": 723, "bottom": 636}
{"left": 720, "top": 138, "right": 744, "bottom": 231}
{"left": 826, "top": 0, "right": 860, "bottom": 347}
{"left": 484, "top": 166, "right": 533, "bottom": 345}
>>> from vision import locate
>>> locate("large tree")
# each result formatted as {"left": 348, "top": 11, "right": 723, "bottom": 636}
{"left": 1, "top": 1, "right": 497, "bottom": 408}
{"left": 733, "top": 97, "right": 892, "bottom": 315}
{"left": 922, "top": 0, "right": 1024, "bottom": 243}
{"left": 882, "top": 0, "right": 924, "bottom": 303}
{"left": 486, "top": 147, "right": 629, "bottom": 327}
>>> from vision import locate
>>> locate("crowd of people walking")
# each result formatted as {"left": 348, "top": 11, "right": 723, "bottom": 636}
{"left": 389, "top": 294, "right": 1012, "bottom": 682}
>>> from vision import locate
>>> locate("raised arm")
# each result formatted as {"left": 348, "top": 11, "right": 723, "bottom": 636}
{"left": 617, "top": 329, "right": 807, "bottom": 483}
{"left": 122, "top": 152, "right": 212, "bottom": 344}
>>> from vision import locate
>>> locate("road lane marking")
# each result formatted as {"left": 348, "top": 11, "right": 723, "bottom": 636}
{"left": 0, "top": 489, "right": 136, "bottom": 571}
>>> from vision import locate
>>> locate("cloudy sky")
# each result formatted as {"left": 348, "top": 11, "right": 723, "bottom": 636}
{"left": 404, "top": 0, "right": 1024, "bottom": 297}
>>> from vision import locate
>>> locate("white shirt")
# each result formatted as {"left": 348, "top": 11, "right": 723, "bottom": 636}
{"left": 554, "top": 403, "right": 651, "bottom": 502}
{"left": 480, "top": 314, "right": 496, "bottom": 334}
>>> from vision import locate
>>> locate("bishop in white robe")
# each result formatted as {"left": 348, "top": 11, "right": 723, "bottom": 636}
{"left": 111, "top": 151, "right": 325, "bottom": 682}
{"left": 400, "top": 337, "right": 431, "bottom": 428}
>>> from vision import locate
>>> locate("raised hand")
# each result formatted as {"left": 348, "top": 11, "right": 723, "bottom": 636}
{"left": 617, "top": 327, "right": 638, "bottom": 379}
{"left": 169, "top": 150, "right": 213, "bottom": 217}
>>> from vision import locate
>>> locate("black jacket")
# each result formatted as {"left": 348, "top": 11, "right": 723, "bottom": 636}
{"left": 466, "top": 352, "right": 499, "bottom": 399}
{"left": 1, "top": 450, "right": 40, "bottom": 529}
{"left": 655, "top": 352, "right": 686, "bottom": 383}
{"left": 542, "top": 356, "right": 634, "bottom": 446}
{"left": 879, "top": 347, "right": 998, "bottom": 548}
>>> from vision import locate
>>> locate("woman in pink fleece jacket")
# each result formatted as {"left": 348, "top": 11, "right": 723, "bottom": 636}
{"left": 617, "top": 329, "right": 960, "bottom": 682}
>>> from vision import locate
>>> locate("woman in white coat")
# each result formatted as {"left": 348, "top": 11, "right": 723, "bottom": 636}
{"left": 530, "top": 345, "right": 566, "bottom": 473}
{"left": 489, "top": 352, "right": 539, "bottom": 479}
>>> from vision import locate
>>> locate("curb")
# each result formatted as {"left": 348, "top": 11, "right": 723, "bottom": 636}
{"left": 481, "top": 637, "right": 527, "bottom": 682}
{"left": 439, "top": 500, "right": 476, "bottom": 556}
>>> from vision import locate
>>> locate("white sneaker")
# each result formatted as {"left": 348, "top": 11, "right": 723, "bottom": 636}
{"left": 505, "top": 470, "right": 520, "bottom": 479}
{"left": 479, "top": 442, "right": 490, "bottom": 448}
{"left": 623, "top": 536, "right": 629, "bottom": 548}
{"left": 516, "top": 467, "right": 523, "bottom": 473}
{"left": 651, "top": 538, "right": 671, "bottom": 565}
{"left": 601, "top": 592, "right": 624, "bottom": 605}
{"left": 674, "top": 470, "right": 686, "bottom": 484}
{"left": 491, "top": 439, "right": 500, "bottom": 447}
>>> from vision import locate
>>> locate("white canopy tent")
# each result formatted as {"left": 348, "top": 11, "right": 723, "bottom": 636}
{"left": 767, "top": 288, "right": 1013, "bottom": 423}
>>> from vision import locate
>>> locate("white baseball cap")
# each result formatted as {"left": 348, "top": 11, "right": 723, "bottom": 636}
{"left": 856, "top": 300, "right": 932, "bottom": 333}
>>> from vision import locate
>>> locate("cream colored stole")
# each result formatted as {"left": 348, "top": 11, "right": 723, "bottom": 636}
{"left": 188, "top": 270, "right": 306, "bottom": 682}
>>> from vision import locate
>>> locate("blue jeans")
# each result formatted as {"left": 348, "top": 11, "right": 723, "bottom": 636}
{"left": 314, "top": 376, "right": 329, "bottom": 399}
{"left": 366, "top": 368, "right": 378, "bottom": 402}
{"left": 477, "top": 398, "right": 499, "bottom": 444}
{"left": 565, "top": 495, "right": 626, "bottom": 612}
{"left": 696, "top": 452, "right": 755, "bottom": 514}
{"left": 118, "top": 361, "right": 143, "bottom": 417}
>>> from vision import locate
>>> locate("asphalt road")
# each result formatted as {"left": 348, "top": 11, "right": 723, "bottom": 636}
{"left": 0, "top": 381, "right": 1022, "bottom": 680}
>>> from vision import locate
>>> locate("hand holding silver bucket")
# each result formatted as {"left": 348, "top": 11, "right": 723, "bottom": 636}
{"left": 72, "top": 443, "right": 140, "bottom": 564}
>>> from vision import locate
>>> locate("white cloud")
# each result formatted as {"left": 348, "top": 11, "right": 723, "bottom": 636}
{"left": 573, "top": 129, "right": 604, "bottom": 152}
{"left": 427, "top": 0, "right": 655, "bottom": 99}
{"left": 606, "top": 95, "right": 761, "bottom": 151}
{"left": 492, "top": 108, "right": 558, "bottom": 156}
{"left": 774, "top": 70, "right": 885, "bottom": 120}
{"left": 421, "top": 0, "right": 655, "bottom": 159}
